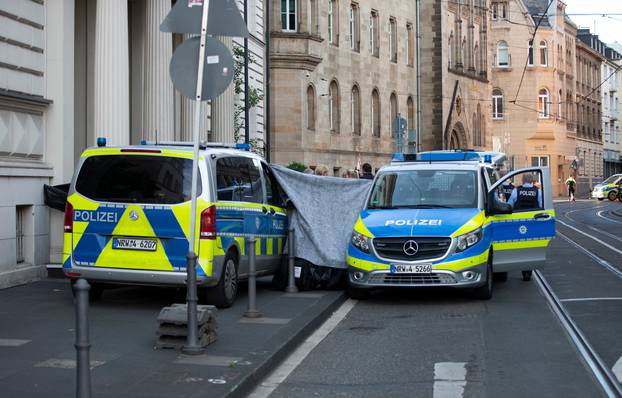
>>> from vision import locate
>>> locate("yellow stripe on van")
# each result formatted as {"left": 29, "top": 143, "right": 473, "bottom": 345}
{"left": 492, "top": 239, "right": 551, "bottom": 251}
{"left": 267, "top": 238, "right": 274, "bottom": 255}
{"left": 451, "top": 211, "right": 486, "bottom": 237}
{"left": 354, "top": 216, "right": 374, "bottom": 238}
{"left": 347, "top": 256, "right": 389, "bottom": 272}
{"left": 81, "top": 147, "right": 198, "bottom": 160}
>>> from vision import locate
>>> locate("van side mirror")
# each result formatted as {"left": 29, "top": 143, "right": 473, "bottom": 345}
{"left": 492, "top": 200, "right": 513, "bottom": 215}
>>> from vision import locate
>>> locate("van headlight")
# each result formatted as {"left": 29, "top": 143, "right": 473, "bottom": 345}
{"left": 351, "top": 232, "right": 371, "bottom": 253}
{"left": 454, "top": 228, "right": 483, "bottom": 253}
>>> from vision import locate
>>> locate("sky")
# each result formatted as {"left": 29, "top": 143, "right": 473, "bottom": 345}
{"left": 563, "top": 0, "right": 622, "bottom": 45}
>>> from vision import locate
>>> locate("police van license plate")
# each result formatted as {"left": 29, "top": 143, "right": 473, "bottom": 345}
{"left": 391, "top": 264, "right": 432, "bottom": 274}
{"left": 113, "top": 238, "right": 157, "bottom": 251}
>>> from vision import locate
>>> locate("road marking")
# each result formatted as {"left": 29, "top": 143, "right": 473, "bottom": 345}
{"left": 433, "top": 362, "right": 467, "bottom": 398}
{"left": 248, "top": 298, "right": 357, "bottom": 398}
{"left": 174, "top": 355, "right": 242, "bottom": 367}
{"left": 557, "top": 219, "right": 622, "bottom": 256}
{"left": 239, "top": 317, "right": 291, "bottom": 325}
{"left": 560, "top": 297, "right": 622, "bottom": 302}
{"left": 0, "top": 339, "right": 31, "bottom": 347}
{"left": 614, "top": 357, "right": 622, "bottom": 383}
{"left": 597, "top": 210, "right": 622, "bottom": 226}
{"left": 34, "top": 358, "right": 105, "bottom": 370}
{"left": 558, "top": 233, "right": 622, "bottom": 280}
{"left": 282, "top": 292, "right": 326, "bottom": 299}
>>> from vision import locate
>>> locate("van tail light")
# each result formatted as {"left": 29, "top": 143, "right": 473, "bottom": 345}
{"left": 200, "top": 205, "right": 216, "bottom": 239}
{"left": 64, "top": 202, "right": 74, "bottom": 233}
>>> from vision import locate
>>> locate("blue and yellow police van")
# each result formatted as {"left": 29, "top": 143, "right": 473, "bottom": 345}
{"left": 63, "top": 141, "right": 288, "bottom": 308}
{"left": 591, "top": 174, "right": 622, "bottom": 201}
{"left": 347, "top": 151, "right": 556, "bottom": 300}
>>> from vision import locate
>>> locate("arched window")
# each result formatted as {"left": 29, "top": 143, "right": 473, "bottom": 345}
{"left": 479, "top": 104, "right": 485, "bottom": 146}
{"left": 281, "top": 0, "right": 297, "bottom": 32}
{"left": 328, "top": 0, "right": 337, "bottom": 44}
{"left": 492, "top": 88, "right": 504, "bottom": 119}
{"left": 540, "top": 40, "right": 548, "bottom": 66}
{"left": 497, "top": 41, "right": 509, "bottom": 67}
{"left": 407, "top": 96, "right": 414, "bottom": 132}
{"left": 476, "top": 103, "right": 482, "bottom": 146}
{"left": 472, "top": 113, "right": 478, "bottom": 147}
{"left": 351, "top": 85, "right": 361, "bottom": 135}
{"left": 390, "top": 92, "right": 398, "bottom": 135}
{"left": 558, "top": 89, "right": 563, "bottom": 120}
{"left": 328, "top": 80, "right": 340, "bottom": 132}
{"left": 372, "top": 89, "right": 381, "bottom": 137}
{"left": 461, "top": 38, "right": 467, "bottom": 67}
{"left": 448, "top": 33, "right": 454, "bottom": 68}
{"left": 306, "top": 85, "right": 315, "bottom": 130}
{"left": 527, "top": 39, "right": 534, "bottom": 66}
{"left": 474, "top": 43, "right": 479, "bottom": 74}
{"left": 538, "top": 88, "right": 550, "bottom": 118}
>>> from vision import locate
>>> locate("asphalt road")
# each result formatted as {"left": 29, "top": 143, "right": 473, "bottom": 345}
{"left": 258, "top": 200, "right": 622, "bottom": 398}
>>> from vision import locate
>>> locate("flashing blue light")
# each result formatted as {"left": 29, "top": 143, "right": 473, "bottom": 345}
{"left": 235, "top": 143, "right": 250, "bottom": 151}
{"left": 392, "top": 152, "right": 405, "bottom": 162}
{"left": 140, "top": 139, "right": 148, "bottom": 145}
{"left": 96, "top": 137, "right": 106, "bottom": 147}
{"left": 417, "top": 151, "right": 480, "bottom": 161}
{"left": 484, "top": 154, "right": 492, "bottom": 163}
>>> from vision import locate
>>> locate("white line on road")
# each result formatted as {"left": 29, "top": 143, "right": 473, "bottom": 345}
{"left": 614, "top": 356, "right": 622, "bottom": 383}
{"left": 433, "top": 362, "right": 467, "bottom": 398}
{"left": 0, "top": 338, "right": 31, "bottom": 347}
{"left": 557, "top": 233, "right": 622, "bottom": 280}
{"left": 557, "top": 219, "right": 622, "bottom": 256}
{"left": 597, "top": 210, "right": 622, "bottom": 226}
{"left": 560, "top": 297, "right": 622, "bottom": 302}
{"left": 248, "top": 299, "right": 357, "bottom": 398}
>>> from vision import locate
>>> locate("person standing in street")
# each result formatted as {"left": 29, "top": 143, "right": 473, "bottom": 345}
{"left": 508, "top": 173, "right": 543, "bottom": 210}
{"left": 501, "top": 178, "right": 514, "bottom": 202}
{"left": 360, "top": 163, "right": 374, "bottom": 180}
{"left": 314, "top": 165, "right": 329, "bottom": 176}
{"left": 565, "top": 175, "right": 576, "bottom": 202}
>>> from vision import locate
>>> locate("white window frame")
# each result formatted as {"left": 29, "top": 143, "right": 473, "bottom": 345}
{"left": 497, "top": 41, "right": 509, "bottom": 67}
{"left": 328, "top": 84, "right": 335, "bottom": 130}
{"left": 528, "top": 39, "right": 534, "bottom": 66}
{"left": 492, "top": 90, "right": 504, "bottom": 119}
{"left": 389, "top": 18, "right": 397, "bottom": 63}
{"left": 281, "top": 0, "right": 297, "bottom": 32}
{"left": 538, "top": 88, "right": 550, "bottom": 119}
{"left": 349, "top": 4, "right": 356, "bottom": 50}
{"left": 531, "top": 156, "right": 549, "bottom": 168}
{"left": 328, "top": 0, "right": 334, "bottom": 44}
{"left": 540, "top": 40, "right": 548, "bottom": 66}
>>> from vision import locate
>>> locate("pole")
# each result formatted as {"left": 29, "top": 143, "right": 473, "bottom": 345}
{"left": 183, "top": 0, "right": 210, "bottom": 356}
{"left": 415, "top": 0, "right": 422, "bottom": 152}
{"left": 244, "top": 237, "right": 262, "bottom": 318}
{"left": 285, "top": 228, "right": 298, "bottom": 293}
{"left": 244, "top": 0, "right": 250, "bottom": 144}
{"left": 264, "top": 0, "right": 271, "bottom": 162}
{"left": 74, "top": 279, "right": 91, "bottom": 398}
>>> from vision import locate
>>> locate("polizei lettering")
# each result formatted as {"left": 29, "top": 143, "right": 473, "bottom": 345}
{"left": 384, "top": 219, "right": 443, "bottom": 226}
{"left": 74, "top": 210, "right": 119, "bottom": 223}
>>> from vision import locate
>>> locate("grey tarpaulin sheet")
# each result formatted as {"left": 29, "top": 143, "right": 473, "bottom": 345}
{"left": 270, "top": 165, "right": 372, "bottom": 269}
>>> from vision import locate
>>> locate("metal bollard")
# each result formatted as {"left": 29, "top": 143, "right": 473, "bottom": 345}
{"left": 244, "top": 237, "right": 262, "bottom": 318}
{"left": 74, "top": 278, "right": 91, "bottom": 398}
{"left": 285, "top": 228, "right": 298, "bottom": 293}
{"left": 183, "top": 251, "right": 205, "bottom": 355}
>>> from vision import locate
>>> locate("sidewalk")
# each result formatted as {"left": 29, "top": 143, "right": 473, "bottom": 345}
{"left": 0, "top": 276, "right": 345, "bottom": 398}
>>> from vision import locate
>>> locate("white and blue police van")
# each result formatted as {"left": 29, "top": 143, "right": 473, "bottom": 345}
{"left": 346, "top": 151, "right": 556, "bottom": 300}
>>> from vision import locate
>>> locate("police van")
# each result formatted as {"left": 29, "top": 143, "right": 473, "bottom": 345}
{"left": 347, "top": 151, "right": 556, "bottom": 300}
{"left": 591, "top": 174, "right": 622, "bottom": 201}
{"left": 63, "top": 140, "right": 288, "bottom": 308}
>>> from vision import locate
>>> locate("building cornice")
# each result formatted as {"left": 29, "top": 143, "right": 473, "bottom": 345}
{"left": 270, "top": 53, "right": 323, "bottom": 71}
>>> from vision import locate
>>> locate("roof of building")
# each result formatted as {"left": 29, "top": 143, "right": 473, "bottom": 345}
{"left": 523, "top": 0, "right": 551, "bottom": 28}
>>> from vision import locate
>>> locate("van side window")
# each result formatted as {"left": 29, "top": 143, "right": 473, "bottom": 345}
{"left": 261, "top": 163, "right": 283, "bottom": 207}
{"left": 216, "top": 157, "right": 263, "bottom": 204}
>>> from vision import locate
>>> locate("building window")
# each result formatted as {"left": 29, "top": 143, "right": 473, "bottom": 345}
{"left": 329, "top": 80, "right": 340, "bottom": 132}
{"left": 307, "top": 85, "right": 316, "bottom": 130}
{"left": 474, "top": 43, "right": 479, "bottom": 74}
{"left": 492, "top": 2, "right": 508, "bottom": 20}
{"left": 281, "top": 0, "right": 296, "bottom": 32}
{"left": 528, "top": 39, "right": 534, "bottom": 66}
{"left": 539, "top": 40, "right": 548, "bottom": 66}
{"left": 407, "top": 23, "right": 414, "bottom": 66}
{"left": 328, "top": 0, "right": 337, "bottom": 45}
{"left": 407, "top": 96, "right": 414, "bottom": 132}
{"left": 349, "top": 3, "right": 360, "bottom": 51}
{"left": 531, "top": 156, "right": 549, "bottom": 167}
{"left": 369, "top": 10, "right": 379, "bottom": 57}
{"left": 389, "top": 18, "right": 397, "bottom": 63}
{"left": 538, "top": 88, "right": 550, "bottom": 118}
{"left": 16, "top": 206, "right": 26, "bottom": 264}
{"left": 492, "top": 88, "right": 504, "bottom": 119}
{"left": 476, "top": 103, "right": 482, "bottom": 146}
{"left": 497, "top": 41, "right": 509, "bottom": 67}
{"left": 372, "top": 89, "right": 381, "bottom": 137}
{"left": 558, "top": 89, "right": 562, "bottom": 119}
{"left": 351, "top": 85, "right": 361, "bottom": 135}
{"left": 448, "top": 34, "right": 453, "bottom": 68}
{"left": 390, "top": 92, "right": 398, "bottom": 135}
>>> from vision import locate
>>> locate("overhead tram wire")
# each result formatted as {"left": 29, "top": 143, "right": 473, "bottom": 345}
{"left": 441, "top": 1, "right": 622, "bottom": 18}
{"left": 512, "top": 1, "right": 556, "bottom": 104}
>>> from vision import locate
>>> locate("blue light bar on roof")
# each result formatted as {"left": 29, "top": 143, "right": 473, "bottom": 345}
{"left": 417, "top": 151, "right": 480, "bottom": 161}
{"left": 235, "top": 143, "right": 250, "bottom": 151}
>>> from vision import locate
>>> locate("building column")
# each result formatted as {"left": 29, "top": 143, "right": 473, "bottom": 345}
{"left": 143, "top": 0, "right": 174, "bottom": 141}
{"left": 211, "top": 36, "right": 235, "bottom": 143}
{"left": 94, "top": 0, "right": 130, "bottom": 145}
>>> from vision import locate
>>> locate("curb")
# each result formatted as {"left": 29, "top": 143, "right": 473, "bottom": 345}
{"left": 222, "top": 291, "right": 348, "bottom": 398}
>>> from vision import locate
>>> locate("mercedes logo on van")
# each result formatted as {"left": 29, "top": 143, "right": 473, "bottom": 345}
{"left": 403, "top": 240, "right": 419, "bottom": 256}
{"left": 129, "top": 210, "right": 139, "bottom": 221}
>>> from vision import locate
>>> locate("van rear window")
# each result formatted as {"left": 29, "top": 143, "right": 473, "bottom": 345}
{"left": 75, "top": 155, "right": 200, "bottom": 204}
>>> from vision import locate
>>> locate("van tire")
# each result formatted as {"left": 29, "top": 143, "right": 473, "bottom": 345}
{"left": 608, "top": 191, "right": 618, "bottom": 201}
{"left": 70, "top": 279, "right": 104, "bottom": 302}
{"left": 471, "top": 259, "right": 493, "bottom": 300}
{"left": 206, "top": 253, "right": 238, "bottom": 308}
{"left": 493, "top": 272, "right": 508, "bottom": 282}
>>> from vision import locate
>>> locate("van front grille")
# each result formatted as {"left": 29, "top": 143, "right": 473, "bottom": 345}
{"left": 372, "top": 237, "right": 451, "bottom": 261}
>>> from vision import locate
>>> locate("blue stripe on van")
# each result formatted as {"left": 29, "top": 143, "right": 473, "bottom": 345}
{"left": 143, "top": 209, "right": 189, "bottom": 269}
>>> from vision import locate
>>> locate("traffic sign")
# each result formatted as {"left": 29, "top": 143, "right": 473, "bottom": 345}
{"left": 169, "top": 36, "right": 234, "bottom": 100}
{"left": 160, "top": 0, "right": 249, "bottom": 37}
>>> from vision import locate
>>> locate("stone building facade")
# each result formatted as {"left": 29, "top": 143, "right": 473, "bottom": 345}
{"left": 575, "top": 29, "right": 605, "bottom": 193}
{"left": 600, "top": 44, "right": 621, "bottom": 177}
{"left": 419, "top": 0, "right": 490, "bottom": 151}
{"left": 490, "top": 0, "right": 578, "bottom": 197}
{"left": 269, "top": 0, "right": 417, "bottom": 174}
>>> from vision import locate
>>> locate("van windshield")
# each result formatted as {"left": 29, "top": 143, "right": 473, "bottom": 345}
{"left": 368, "top": 170, "right": 478, "bottom": 209}
{"left": 75, "top": 155, "right": 200, "bottom": 204}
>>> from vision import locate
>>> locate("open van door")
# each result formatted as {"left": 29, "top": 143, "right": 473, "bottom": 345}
{"left": 487, "top": 167, "right": 556, "bottom": 273}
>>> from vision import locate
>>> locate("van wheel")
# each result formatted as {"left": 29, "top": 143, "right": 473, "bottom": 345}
{"left": 206, "top": 253, "right": 238, "bottom": 308}
{"left": 493, "top": 272, "right": 508, "bottom": 282}
{"left": 347, "top": 284, "right": 370, "bottom": 300}
{"left": 472, "top": 260, "right": 493, "bottom": 300}
{"left": 609, "top": 191, "right": 618, "bottom": 201}
{"left": 521, "top": 270, "right": 533, "bottom": 281}
{"left": 70, "top": 279, "right": 104, "bottom": 302}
